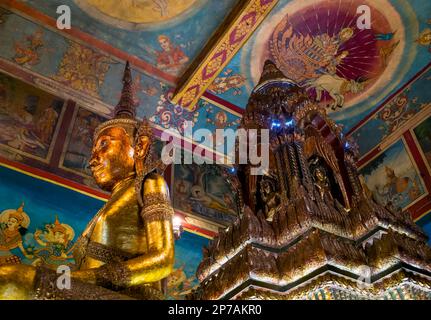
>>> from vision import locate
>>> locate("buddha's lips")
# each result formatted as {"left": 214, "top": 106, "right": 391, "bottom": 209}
{"left": 91, "top": 164, "right": 104, "bottom": 174}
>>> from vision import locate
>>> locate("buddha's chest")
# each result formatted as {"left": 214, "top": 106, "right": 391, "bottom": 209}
{"left": 90, "top": 203, "right": 148, "bottom": 254}
{"left": 77, "top": 187, "right": 148, "bottom": 269}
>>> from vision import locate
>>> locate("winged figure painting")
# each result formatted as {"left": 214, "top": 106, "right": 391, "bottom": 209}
{"left": 269, "top": 15, "right": 369, "bottom": 110}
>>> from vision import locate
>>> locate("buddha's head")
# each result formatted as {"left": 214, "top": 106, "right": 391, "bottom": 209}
{"left": 89, "top": 62, "right": 153, "bottom": 192}
{"left": 90, "top": 118, "right": 152, "bottom": 191}
{"left": 314, "top": 167, "right": 327, "bottom": 183}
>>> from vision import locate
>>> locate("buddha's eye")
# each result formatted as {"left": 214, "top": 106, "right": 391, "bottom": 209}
{"left": 99, "top": 139, "right": 109, "bottom": 148}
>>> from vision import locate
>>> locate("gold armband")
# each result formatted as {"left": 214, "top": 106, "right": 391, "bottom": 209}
{"left": 141, "top": 192, "right": 174, "bottom": 222}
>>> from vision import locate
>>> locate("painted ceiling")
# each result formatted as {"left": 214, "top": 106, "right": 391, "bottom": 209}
{"left": 0, "top": 0, "right": 431, "bottom": 232}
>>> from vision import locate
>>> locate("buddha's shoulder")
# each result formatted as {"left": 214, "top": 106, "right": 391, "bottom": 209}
{"left": 143, "top": 172, "right": 169, "bottom": 196}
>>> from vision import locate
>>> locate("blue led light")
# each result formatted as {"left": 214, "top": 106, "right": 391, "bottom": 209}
{"left": 285, "top": 119, "right": 295, "bottom": 127}
{"left": 271, "top": 121, "right": 281, "bottom": 129}
{"left": 230, "top": 167, "right": 236, "bottom": 173}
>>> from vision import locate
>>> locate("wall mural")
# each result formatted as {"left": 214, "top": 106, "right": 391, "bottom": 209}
{"left": 60, "top": 106, "right": 108, "bottom": 178}
{"left": 0, "top": 10, "right": 165, "bottom": 117}
{"left": 19, "top": 0, "right": 238, "bottom": 78}
{"left": 215, "top": 0, "right": 431, "bottom": 131}
{"left": 54, "top": 41, "right": 114, "bottom": 99}
{"left": 0, "top": 8, "right": 242, "bottom": 145}
{"left": 0, "top": 164, "right": 209, "bottom": 300}
{"left": 413, "top": 115, "right": 431, "bottom": 169}
{"left": 359, "top": 139, "right": 427, "bottom": 212}
{"left": 350, "top": 66, "right": 431, "bottom": 157}
{"left": 0, "top": 72, "right": 64, "bottom": 162}
{"left": 173, "top": 163, "right": 239, "bottom": 225}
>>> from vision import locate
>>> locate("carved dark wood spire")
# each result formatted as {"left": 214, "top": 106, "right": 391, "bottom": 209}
{"left": 114, "top": 61, "right": 138, "bottom": 119}
{"left": 256, "top": 60, "right": 288, "bottom": 85}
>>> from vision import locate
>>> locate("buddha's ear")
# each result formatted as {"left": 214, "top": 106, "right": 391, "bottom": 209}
{"left": 135, "top": 135, "right": 150, "bottom": 159}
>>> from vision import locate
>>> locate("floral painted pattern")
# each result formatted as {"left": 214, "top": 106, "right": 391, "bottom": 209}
{"left": 54, "top": 42, "right": 113, "bottom": 98}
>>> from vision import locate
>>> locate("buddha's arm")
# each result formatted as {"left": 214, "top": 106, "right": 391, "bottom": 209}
{"left": 73, "top": 173, "right": 175, "bottom": 289}
{"left": 0, "top": 264, "right": 37, "bottom": 299}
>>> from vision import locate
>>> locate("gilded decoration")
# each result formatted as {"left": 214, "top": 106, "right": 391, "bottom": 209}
{"left": 172, "top": 0, "right": 278, "bottom": 110}
{"left": 54, "top": 42, "right": 113, "bottom": 98}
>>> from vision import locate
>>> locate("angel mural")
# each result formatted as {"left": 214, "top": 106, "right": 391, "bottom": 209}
{"left": 155, "top": 35, "right": 189, "bottom": 75}
{"left": 376, "top": 166, "right": 422, "bottom": 211}
{"left": 167, "top": 265, "right": 197, "bottom": 299}
{"left": 208, "top": 69, "right": 246, "bottom": 96}
{"left": 270, "top": 15, "right": 372, "bottom": 110}
{"left": 0, "top": 203, "right": 33, "bottom": 266}
{"left": 13, "top": 29, "right": 45, "bottom": 67}
{"left": 31, "top": 216, "right": 75, "bottom": 269}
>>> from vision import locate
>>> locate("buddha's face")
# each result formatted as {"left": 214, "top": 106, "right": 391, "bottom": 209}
{"left": 89, "top": 127, "right": 136, "bottom": 191}
{"left": 315, "top": 168, "right": 326, "bottom": 183}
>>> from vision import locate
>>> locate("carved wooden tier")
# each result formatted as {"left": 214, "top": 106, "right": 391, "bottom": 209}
{"left": 189, "top": 61, "right": 431, "bottom": 300}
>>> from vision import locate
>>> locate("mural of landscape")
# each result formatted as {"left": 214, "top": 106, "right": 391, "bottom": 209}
{"left": 360, "top": 139, "right": 427, "bottom": 211}
{"left": 0, "top": 71, "right": 64, "bottom": 162}
{"left": 0, "top": 164, "right": 208, "bottom": 299}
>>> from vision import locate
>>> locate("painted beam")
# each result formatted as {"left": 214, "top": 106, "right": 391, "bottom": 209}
{"left": 172, "top": 0, "right": 279, "bottom": 110}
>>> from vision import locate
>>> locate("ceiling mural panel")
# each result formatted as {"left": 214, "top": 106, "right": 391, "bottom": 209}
{"left": 18, "top": 0, "right": 239, "bottom": 78}
{"left": 76, "top": 0, "right": 200, "bottom": 26}
{"left": 359, "top": 138, "right": 428, "bottom": 213}
{"left": 350, "top": 65, "right": 431, "bottom": 158}
{"left": 0, "top": 72, "right": 65, "bottom": 163}
{"left": 417, "top": 214, "right": 431, "bottom": 245}
{"left": 213, "top": 0, "right": 431, "bottom": 130}
{"left": 0, "top": 9, "right": 168, "bottom": 116}
{"left": 173, "top": 162, "right": 240, "bottom": 227}
{"left": 150, "top": 96, "right": 241, "bottom": 153}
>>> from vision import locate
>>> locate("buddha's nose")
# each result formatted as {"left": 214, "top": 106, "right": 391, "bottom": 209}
{"left": 89, "top": 156, "right": 99, "bottom": 169}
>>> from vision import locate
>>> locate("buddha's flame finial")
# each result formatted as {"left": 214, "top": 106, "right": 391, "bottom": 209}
{"left": 114, "top": 61, "right": 138, "bottom": 119}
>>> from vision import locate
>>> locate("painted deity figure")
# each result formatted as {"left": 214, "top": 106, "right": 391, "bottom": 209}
{"left": 377, "top": 166, "right": 421, "bottom": 209}
{"left": 32, "top": 216, "right": 75, "bottom": 269}
{"left": 156, "top": 35, "right": 189, "bottom": 74}
{"left": 0, "top": 203, "right": 33, "bottom": 266}
{"left": 13, "top": 29, "right": 44, "bottom": 66}
{"left": 0, "top": 63, "right": 175, "bottom": 300}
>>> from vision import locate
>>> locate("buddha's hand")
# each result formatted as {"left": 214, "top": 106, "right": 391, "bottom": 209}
{"left": 0, "top": 264, "right": 37, "bottom": 300}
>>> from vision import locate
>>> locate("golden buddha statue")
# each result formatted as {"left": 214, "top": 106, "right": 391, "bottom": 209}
{"left": 313, "top": 166, "right": 332, "bottom": 202}
{"left": 259, "top": 178, "right": 280, "bottom": 221}
{"left": 0, "top": 62, "right": 175, "bottom": 300}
